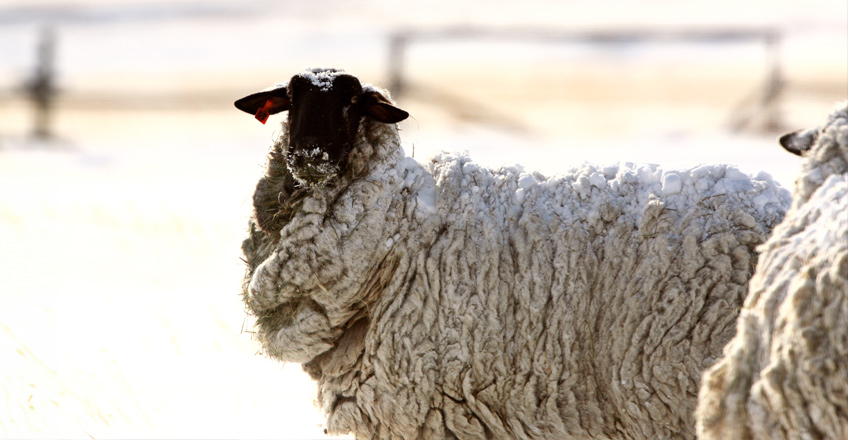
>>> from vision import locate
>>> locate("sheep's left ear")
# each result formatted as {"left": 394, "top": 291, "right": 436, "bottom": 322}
{"left": 362, "top": 91, "right": 409, "bottom": 123}
{"left": 779, "top": 128, "right": 818, "bottom": 156}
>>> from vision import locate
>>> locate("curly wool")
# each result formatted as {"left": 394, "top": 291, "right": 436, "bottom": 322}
{"left": 242, "top": 111, "right": 789, "bottom": 439}
{"left": 697, "top": 102, "right": 848, "bottom": 440}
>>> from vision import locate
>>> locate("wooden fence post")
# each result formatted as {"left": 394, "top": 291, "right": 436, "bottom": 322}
{"left": 28, "top": 27, "right": 57, "bottom": 140}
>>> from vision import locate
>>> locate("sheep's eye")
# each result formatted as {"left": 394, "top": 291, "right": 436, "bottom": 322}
{"left": 350, "top": 95, "right": 359, "bottom": 104}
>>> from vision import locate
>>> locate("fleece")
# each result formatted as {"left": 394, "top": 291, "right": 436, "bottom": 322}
{"left": 242, "top": 111, "right": 789, "bottom": 439}
{"left": 697, "top": 103, "right": 848, "bottom": 440}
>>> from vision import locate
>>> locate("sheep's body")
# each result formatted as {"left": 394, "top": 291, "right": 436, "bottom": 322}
{"left": 241, "top": 78, "right": 789, "bottom": 439}
{"left": 697, "top": 103, "right": 848, "bottom": 440}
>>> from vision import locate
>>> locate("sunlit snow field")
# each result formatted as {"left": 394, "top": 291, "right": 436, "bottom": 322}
{"left": 0, "top": 0, "right": 845, "bottom": 438}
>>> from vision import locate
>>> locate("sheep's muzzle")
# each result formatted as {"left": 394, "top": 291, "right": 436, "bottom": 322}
{"left": 287, "top": 145, "right": 341, "bottom": 186}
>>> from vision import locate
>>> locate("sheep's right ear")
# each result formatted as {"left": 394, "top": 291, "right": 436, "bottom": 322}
{"left": 778, "top": 128, "right": 818, "bottom": 156}
{"left": 235, "top": 86, "right": 290, "bottom": 124}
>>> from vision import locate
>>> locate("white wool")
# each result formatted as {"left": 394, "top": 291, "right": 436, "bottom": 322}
{"left": 697, "top": 102, "right": 848, "bottom": 440}
{"left": 244, "top": 88, "right": 792, "bottom": 440}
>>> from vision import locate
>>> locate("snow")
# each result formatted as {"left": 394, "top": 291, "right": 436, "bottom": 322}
{"left": 518, "top": 172, "right": 538, "bottom": 189}
{"left": 261, "top": 82, "right": 288, "bottom": 93}
{"left": 298, "top": 67, "right": 341, "bottom": 91}
{"left": 0, "top": 149, "right": 338, "bottom": 439}
{"left": 589, "top": 172, "right": 607, "bottom": 188}
{"left": 401, "top": 156, "right": 438, "bottom": 214}
{"left": 661, "top": 173, "right": 682, "bottom": 195}
{"left": 725, "top": 167, "right": 749, "bottom": 181}
{"left": 565, "top": 161, "right": 787, "bottom": 220}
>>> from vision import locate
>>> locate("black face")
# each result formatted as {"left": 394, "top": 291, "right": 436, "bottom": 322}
{"left": 235, "top": 69, "right": 409, "bottom": 186}
{"left": 286, "top": 72, "right": 365, "bottom": 185}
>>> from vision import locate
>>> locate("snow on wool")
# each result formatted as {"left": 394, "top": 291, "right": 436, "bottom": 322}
{"left": 697, "top": 102, "right": 848, "bottom": 440}
{"left": 239, "top": 69, "right": 789, "bottom": 440}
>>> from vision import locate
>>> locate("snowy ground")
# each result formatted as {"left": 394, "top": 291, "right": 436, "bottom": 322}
{"left": 0, "top": 0, "right": 845, "bottom": 438}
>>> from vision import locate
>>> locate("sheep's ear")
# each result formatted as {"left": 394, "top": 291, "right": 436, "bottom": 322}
{"left": 362, "top": 91, "right": 409, "bottom": 124}
{"left": 235, "top": 86, "right": 290, "bottom": 124}
{"left": 778, "top": 128, "right": 818, "bottom": 156}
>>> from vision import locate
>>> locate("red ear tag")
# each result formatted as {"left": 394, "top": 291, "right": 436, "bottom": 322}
{"left": 254, "top": 99, "right": 275, "bottom": 124}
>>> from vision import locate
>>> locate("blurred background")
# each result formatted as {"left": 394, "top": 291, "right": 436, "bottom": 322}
{"left": 0, "top": 0, "right": 845, "bottom": 438}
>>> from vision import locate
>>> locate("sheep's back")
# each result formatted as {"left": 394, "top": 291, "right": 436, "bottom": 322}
{"left": 354, "top": 155, "right": 789, "bottom": 439}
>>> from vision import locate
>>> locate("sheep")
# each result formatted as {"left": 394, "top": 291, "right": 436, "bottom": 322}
{"left": 236, "top": 68, "right": 790, "bottom": 439}
{"left": 697, "top": 102, "right": 848, "bottom": 440}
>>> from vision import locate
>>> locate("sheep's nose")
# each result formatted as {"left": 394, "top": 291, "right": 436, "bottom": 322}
{"left": 290, "top": 145, "right": 330, "bottom": 164}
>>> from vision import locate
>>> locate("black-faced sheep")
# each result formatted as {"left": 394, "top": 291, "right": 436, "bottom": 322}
{"left": 237, "top": 68, "right": 789, "bottom": 439}
{"left": 697, "top": 102, "right": 848, "bottom": 440}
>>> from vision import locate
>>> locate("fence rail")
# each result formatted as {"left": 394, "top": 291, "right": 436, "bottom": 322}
{"left": 387, "top": 26, "right": 783, "bottom": 131}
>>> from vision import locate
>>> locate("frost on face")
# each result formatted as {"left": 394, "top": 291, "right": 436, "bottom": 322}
{"left": 287, "top": 146, "right": 339, "bottom": 186}
{"left": 300, "top": 147, "right": 329, "bottom": 160}
{"left": 298, "top": 68, "right": 341, "bottom": 91}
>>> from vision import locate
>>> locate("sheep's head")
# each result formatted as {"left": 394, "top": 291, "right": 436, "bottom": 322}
{"left": 778, "top": 102, "right": 848, "bottom": 210}
{"left": 779, "top": 102, "right": 848, "bottom": 157}
{"left": 235, "top": 68, "right": 409, "bottom": 186}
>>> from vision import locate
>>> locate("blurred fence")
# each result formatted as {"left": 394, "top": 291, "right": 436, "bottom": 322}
{"left": 386, "top": 26, "right": 784, "bottom": 132}
{"left": 9, "top": 23, "right": 787, "bottom": 141}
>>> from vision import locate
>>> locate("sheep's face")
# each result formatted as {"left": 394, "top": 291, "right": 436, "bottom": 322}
{"left": 286, "top": 72, "right": 367, "bottom": 185}
{"left": 235, "top": 68, "right": 409, "bottom": 186}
